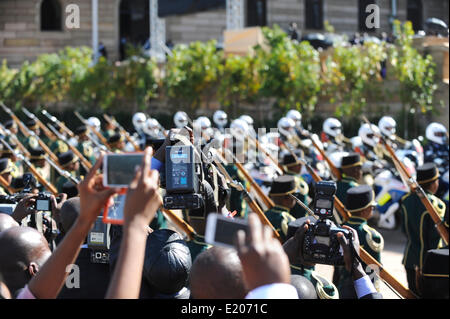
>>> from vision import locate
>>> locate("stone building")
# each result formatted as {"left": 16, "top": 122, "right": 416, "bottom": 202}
{"left": 0, "top": 0, "right": 448, "bottom": 68}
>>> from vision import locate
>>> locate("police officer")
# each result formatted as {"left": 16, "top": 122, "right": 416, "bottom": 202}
{"left": 281, "top": 151, "right": 310, "bottom": 219}
{"left": 336, "top": 184, "right": 384, "bottom": 298}
{"left": 400, "top": 163, "right": 447, "bottom": 296}
{"left": 55, "top": 151, "right": 81, "bottom": 193}
{"left": 265, "top": 175, "right": 297, "bottom": 243}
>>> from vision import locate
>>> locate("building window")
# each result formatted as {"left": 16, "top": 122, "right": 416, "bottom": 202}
{"left": 41, "top": 0, "right": 62, "bottom": 31}
{"left": 246, "top": 0, "right": 267, "bottom": 27}
{"left": 407, "top": 0, "right": 423, "bottom": 32}
{"left": 358, "top": 0, "right": 376, "bottom": 32}
{"left": 305, "top": 0, "right": 323, "bottom": 30}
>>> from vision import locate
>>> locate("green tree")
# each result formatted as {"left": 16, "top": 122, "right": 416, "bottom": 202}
{"left": 389, "top": 20, "right": 438, "bottom": 138}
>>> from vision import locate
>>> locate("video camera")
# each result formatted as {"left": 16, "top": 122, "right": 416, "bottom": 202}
{"left": 302, "top": 181, "right": 352, "bottom": 266}
{"left": 161, "top": 130, "right": 221, "bottom": 219}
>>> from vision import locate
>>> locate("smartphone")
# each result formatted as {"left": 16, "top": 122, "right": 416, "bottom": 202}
{"left": 205, "top": 213, "right": 249, "bottom": 249}
{"left": 103, "top": 153, "right": 144, "bottom": 188}
{"left": 102, "top": 193, "right": 127, "bottom": 225}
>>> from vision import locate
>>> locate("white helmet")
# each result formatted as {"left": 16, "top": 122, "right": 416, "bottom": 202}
{"left": 194, "top": 116, "right": 211, "bottom": 130}
{"left": 143, "top": 118, "right": 160, "bottom": 136}
{"left": 87, "top": 117, "right": 101, "bottom": 131}
{"left": 323, "top": 118, "right": 342, "bottom": 138}
{"left": 277, "top": 117, "right": 296, "bottom": 137}
{"left": 239, "top": 115, "right": 254, "bottom": 127}
{"left": 426, "top": 122, "right": 447, "bottom": 145}
{"left": 132, "top": 112, "right": 147, "bottom": 131}
{"left": 213, "top": 110, "right": 228, "bottom": 128}
{"left": 230, "top": 118, "right": 249, "bottom": 135}
{"left": 378, "top": 116, "right": 396, "bottom": 138}
{"left": 174, "top": 111, "right": 189, "bottom": 128}
{"left": 358, "top": 123, "right": 380, "bottom": 147}
{"left": 286, "top": 110, "right": 302, "bottom": 127}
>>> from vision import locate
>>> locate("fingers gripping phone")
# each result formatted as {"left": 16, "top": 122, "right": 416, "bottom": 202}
{"left": 205, "top": 213, "right": 249, "bottom": 249}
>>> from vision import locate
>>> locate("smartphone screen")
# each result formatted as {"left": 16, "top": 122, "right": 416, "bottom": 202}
{"left": 36, "top": 199, "right": 51, "bottom": 211}
{"left": 102, "top": 194, "right": 126, "bottom": 224}
{"left": 205, "top": 214, "right": 249, "bottom": 248}
{"left": 105, "top": 154, "right": 144, "bottom": 187}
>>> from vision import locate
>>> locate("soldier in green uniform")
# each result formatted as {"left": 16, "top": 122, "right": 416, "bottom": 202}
{"left": 102, "top": 121, "right": 116, "bottom": 141}
{"left": 224, "top": 163, "right": 248, "bottom": 218}
{"left": 336, "top": 184, "right": 383, "bottom": 298}
{"left": 75, "top": 125, "right": 96, "bottom": 177}
{"left": 29, "top": 147, "right": 51, "bottom": 184}
{"left": 49, "top": 123, "right": 69, "bottom": 157}
{"left": 335, "top": 153, "right": 363, "bottom": 223}
{"left": 0, "top": 158, "right": 13, "bottom": 195}
{"left": 22, "top": 119, "right": 44, "bottom": 152}
{"left": 0, "top": 140, "right": 21, "bottom": 178}
{"left": 55, "top": 151, "right": 81, "bottom": 193}
{"left": 264, "top": 175, "right": 297, "bottom": 243}
{"left": 108, "top": 133, "right": 126, "bottom": 153}
{"left": 3, "top": 120, "right": 20, "bottom": 148}
{"left": 281, "top": 151, "right": 310, "bottom": 219}
{"left": 75, "top": 125, "right": 96, "bottom": 164}
{"left": 400, "top": 163, "right": 446, "bottom": 296}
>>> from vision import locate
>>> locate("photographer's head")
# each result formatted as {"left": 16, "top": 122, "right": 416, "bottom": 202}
{"left": 345, "top": 185, "right": 376, "bottom": 220}
{"left": 0, "top": 213, "right": 19, "bottom": 233}
{"left": 190, "top": 246, "right": 247, "bottom": 299}
{"left": 0, "top": 226, "right": 51, "bottom": 296}
{"left": 340, "top": 153, "right": 363, "bottom": 181}
{"left": 59, "top": 197, "right": 80, "bottom": 235}
{"left": 417, "top": 163, "right": 440, "bottom": 194}
{"left": 269, "top": 175, "right": 297, "bottom": 209}
{"left": 58, "top": 151, "right": 80, "bottom": 173}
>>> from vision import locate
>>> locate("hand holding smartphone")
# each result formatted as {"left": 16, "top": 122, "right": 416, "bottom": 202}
{"left": 205, "top": 213, "right": 249, "bottom": 249}
{"left": 102, "top": 153, "right": 144, "bottom": 224}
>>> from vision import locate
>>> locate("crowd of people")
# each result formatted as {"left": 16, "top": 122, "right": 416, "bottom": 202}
{"left": 0, "top": 107, "right": 448, "bottom": 300}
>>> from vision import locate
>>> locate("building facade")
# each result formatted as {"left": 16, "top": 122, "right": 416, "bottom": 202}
{"left": 0, "top": 0, "right": 448, "bottom": 68}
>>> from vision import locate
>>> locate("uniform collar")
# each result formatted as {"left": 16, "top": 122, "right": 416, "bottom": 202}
{"left": 273, "top": 205, "right": 290, "bottom": 212}
{"left": 347, "top": 216, "right": 367, "bottom": 225}
{"left": 341, "top": 174, "right": 358, "bottom": 183}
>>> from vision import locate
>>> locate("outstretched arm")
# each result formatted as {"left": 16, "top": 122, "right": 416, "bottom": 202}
{"left": 106, "top": 147, "right": 162, "bottom": 299}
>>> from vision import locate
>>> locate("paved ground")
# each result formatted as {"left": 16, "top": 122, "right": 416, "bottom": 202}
{"left": 316, "top": 226, "right": 409, "bottom": 299}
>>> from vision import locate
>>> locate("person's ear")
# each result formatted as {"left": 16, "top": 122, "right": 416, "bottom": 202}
{"left": 27, "top": 263, "right": 39, "bottom": 277}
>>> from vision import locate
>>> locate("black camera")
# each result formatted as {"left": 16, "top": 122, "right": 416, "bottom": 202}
{"left": 163, "top": 144, "right": 204, "bottom": 212}
{"left": 302, "top": 181, "right": 352, "bottom": 266}
{"left": 34, "top": 192, "right": 52, "bottom": 211}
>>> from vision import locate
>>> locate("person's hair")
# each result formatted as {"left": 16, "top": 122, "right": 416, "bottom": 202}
{"left": 290, "top": 274, "right": 317, "bottom": 299}
{"left": 189, "top": 246, "right": 248, "bottom": 299}
{"left": 59, "top": 197, "right": 80, "bottom": 234}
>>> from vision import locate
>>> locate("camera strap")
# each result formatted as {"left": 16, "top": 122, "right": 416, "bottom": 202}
{"left": 349, "top": 238, "right": 365, "bottom": 277}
